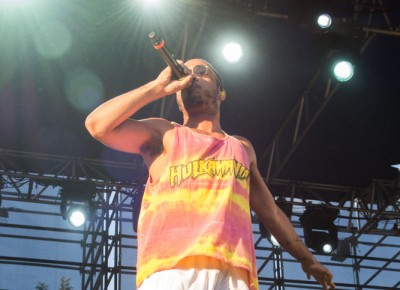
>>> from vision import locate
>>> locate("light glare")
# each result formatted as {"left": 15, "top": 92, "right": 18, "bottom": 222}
{"left": 65, "top": 67, "right": 105, "bottom": 113}
{"left": 34, "top": 20, "right": 72, "bottom": 59}
{"left": 1, "top": 0, "right": 34, "bottom": 8}
{"left": 68, "top": 208, "right": 86, "bottom": 228}
{"left": 323, "top": 243, "right": 333, "bottom": 254}
{"left": 141, "top": 0, "right": 161, "bottom": 7}
{"left": 391, "top": 164, "right": 400, "bottom": 170}
{"left": 333, "top": 60, "right": 354, "bottom": 82}
{"left": 317, "top": 14, "right": 332, "bottom": 29}
{"left": 270, "top": 235, "right": 281, "bottom": 247}
{"left": 222, "top": 42, "right": 243, "bottom": 64}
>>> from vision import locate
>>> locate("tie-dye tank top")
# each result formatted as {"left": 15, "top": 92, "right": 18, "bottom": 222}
{"left": 136, "top": 124, "right": 258, "bottom": 289}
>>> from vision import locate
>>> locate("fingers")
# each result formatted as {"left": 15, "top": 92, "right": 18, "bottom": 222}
{"left": 163, "top": 74, "right": 194, "bottom": 96}
{"left": 180, "top": 74, "right": 193, "bottom": 86}
{"left": 315, "top": 277, "right": 328, "bottom": 290}
{"left": 307, "top": 270, "right": 335, "bottom": 289}
{"left": 302, "top": 261, "right": 335, "bottom": 289}
{"left": 315, "top": 274, "right": 335, "bottom": 289}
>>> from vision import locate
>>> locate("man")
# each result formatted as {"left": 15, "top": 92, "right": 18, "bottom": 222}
{"left": 85, "top": 59, "right": 336, "bottom": 290}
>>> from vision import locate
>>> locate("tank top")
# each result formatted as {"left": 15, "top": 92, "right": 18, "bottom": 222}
{"left": 136, "top": 124, "right": 258, "bottom": 289}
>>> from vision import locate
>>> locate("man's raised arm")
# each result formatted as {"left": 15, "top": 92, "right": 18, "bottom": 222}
{"left": 85, "top": 65, "right": 192, "bottom": 155}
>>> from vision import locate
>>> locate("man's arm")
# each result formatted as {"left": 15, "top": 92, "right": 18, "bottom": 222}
{"left": 239, "top": 138, "right": 336, "bottom": 289}
{"left": 85, "top": 65, "right": 193, "bottom": 158}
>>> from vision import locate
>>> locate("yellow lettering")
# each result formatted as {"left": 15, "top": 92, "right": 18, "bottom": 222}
{"left": 234, "top": 160, "right": 243, "bottom": 177}
{"left": 207, "top": 159, "right": 216, "bottom": 177}
{"left": 182, "top": 161, "right": 193, "bottom": 180}
{"left": 192, "top": 160, "right": 200, "bottom": 178}
{"left": 241, "top": 168, "right": 250, "bottom": 179}
{"left": 169, "top": 158, "right": 249, "bottom": 187}
{"left": 170, "top": 165, "right": 182, "bottom": 187}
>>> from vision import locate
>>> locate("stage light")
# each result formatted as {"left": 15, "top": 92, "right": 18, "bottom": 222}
{"left": 317, "top": 13, "right": 332, "bottom": 29}
{"left": 391, "top": 164, "right": 400, "bottom": 171}
{"left": 222, "top": 42, "right": 243, "bottom": 64}
{"left": 138, "top": 0, "right": 166, "bottom": 11}
{"left": 323, "top": 243, "right": 333, "bottom": 254}
{"left": 288, "top": 1, "right": 334, "bottom": 33}
{"left": 60, "top": 182, "right": 96, "bottom": 228}
{"left": 66, "top": 206, "right": 88, "bottom": 228}
{"left": 142, "top": 0, "right": 161, "bottom": 6}
{"left": 300, "top": 205, "right": 339, "bottom": 254}
{"left": 331, "top": 238, "right": 351, "bottom": 262}
{"left": 331, "top": 59, "right": 355, "bottom": 82}
{"left": 303, "top": 229, "right": 337, "bottom": 254}
{"left": 315, "top": 30, "right": 360, "bottom": 82}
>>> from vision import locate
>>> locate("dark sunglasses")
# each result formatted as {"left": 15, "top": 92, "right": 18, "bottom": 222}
{"left": 187, "top": 65, "right": 223, "bottom": 90}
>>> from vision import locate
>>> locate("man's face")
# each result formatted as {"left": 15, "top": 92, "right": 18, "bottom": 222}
{"left": 177, "top": 59, "right": 221, "bottom": 114}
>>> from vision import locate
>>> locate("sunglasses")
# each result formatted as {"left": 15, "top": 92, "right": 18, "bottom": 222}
{"left": 187, "top": 65, "right": 223, "bottom": 90}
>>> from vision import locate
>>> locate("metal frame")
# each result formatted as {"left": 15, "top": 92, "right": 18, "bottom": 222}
{"left": 1, "top": 149, "right": 399, "bottom": 289}
{"left": 255, "top": 0, "right": 400, "bottom": 181}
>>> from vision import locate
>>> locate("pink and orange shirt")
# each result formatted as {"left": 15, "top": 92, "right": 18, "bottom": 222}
{"left": 136, "top": 124, "right": 258, "bottom": 289}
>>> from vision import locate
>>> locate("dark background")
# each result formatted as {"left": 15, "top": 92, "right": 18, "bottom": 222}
{"left": 1, "top": 0, "right": 399, "bottom": 187}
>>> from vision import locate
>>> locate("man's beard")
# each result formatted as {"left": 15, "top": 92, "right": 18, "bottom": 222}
{"left": 183, "top": 92, "right": 205, "bottom": 109}
{"left": 182, "top": 86, "right": 205, "bottom": 111}
{"left": 181, "top": 83, "right": 216, "bottom": 112}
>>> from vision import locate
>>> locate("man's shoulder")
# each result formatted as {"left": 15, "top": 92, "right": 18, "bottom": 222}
{"left": 139, "top": 118, "right": 175, "bottom": 133}
{"left": 140, "top": 117, "right": 174, "bottom": 126}
{"left": 231, "top": 135, "right": 252, "bottom": 146}
{"left": 230, "top": 135, "right": 257, "bottom": 165}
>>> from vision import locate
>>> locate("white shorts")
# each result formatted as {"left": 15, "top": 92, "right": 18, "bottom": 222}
{"left": 138, "top": 268, "right": 250, "bottom": 290}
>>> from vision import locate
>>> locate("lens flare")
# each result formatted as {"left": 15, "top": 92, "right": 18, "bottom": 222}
{"left": 34, "top": 20, "right": 72, "bottom": 59}
{"left": 64, "top": 67, "right": 104, "bottom": 113}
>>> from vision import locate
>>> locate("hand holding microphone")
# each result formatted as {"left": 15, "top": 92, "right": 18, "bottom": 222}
{"left": 149, "top": 32, "right": 187, "bottom": 80}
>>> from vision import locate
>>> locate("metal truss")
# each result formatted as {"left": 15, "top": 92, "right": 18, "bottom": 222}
{"left": 0, "top": 149, "right": 142, "bottom": 289}
{"left": 192, "top": 0, "right": 400, "bottom": 36}
{"left": 255, "top": 0, "right": 400, "bottom": 37}
{"left": 254, "top": 0, "right": 400, "bottom": 181}
{"left": 0, "top": 149, "right": 399, "bottom": 289}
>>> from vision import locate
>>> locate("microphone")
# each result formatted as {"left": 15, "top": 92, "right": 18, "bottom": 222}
{"left": 149, "top": 32, "right": 186, "bottom": 80}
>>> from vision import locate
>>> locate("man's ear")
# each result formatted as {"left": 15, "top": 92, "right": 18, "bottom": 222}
{"left": 219, "top": 89, "right": 226, "bottom": 101}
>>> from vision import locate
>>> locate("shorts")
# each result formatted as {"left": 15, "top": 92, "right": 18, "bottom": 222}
{"left": 138, "top": 258, "right": 250, "bottom": 290}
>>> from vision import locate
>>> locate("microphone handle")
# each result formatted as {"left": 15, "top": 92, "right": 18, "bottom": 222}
{"left": 149, "top": 32, "right": 186, "bottom": 80}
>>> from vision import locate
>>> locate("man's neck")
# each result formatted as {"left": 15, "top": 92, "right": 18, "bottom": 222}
{"left": 184, "top": 115, "right": 223, "bottom": 135}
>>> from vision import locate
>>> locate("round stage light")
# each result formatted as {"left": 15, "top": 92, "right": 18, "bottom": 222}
{"left": 67, "top": 206, "right": 87, "bottom": 228}
{"left": 332, "top": 60, "right": 355, "bottom": 82}
{"left": 317, "top": 14, "right": 332, "bottom": 29}
{"left": 323, "top": 243, "right": 334, "bottom": 254}
{"left": 222, "top": 42, "right": 243, "bottom": 64}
